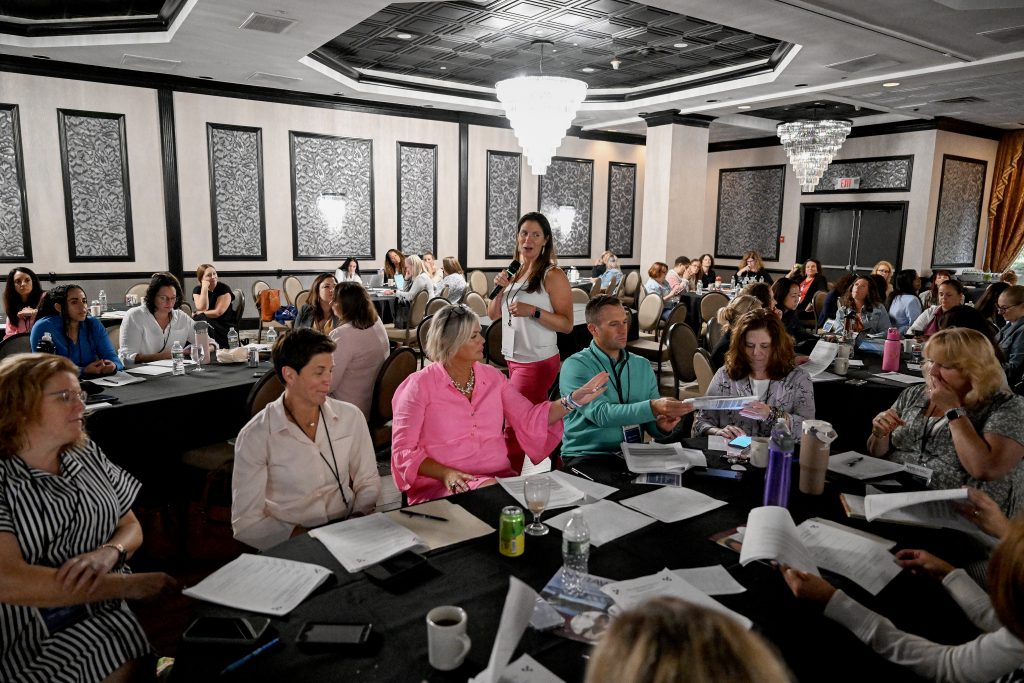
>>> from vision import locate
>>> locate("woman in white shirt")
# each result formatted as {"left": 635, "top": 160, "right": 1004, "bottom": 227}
{"left": 335, "top": 257, "right": 362, "bottom": 284}
{"left": 396, "top": 255, "right": 434, "bottom": 305}
{"left": 232, "top": 328, "right": 380, "bottom": 551}
{"left": 439, "top": 256, "right": 468, "bottom": 303}
{"left": 422, "top": 252, "right": 444, "bottom": 285}
{"left": 118, "top": 272, "right": 196, "bottom": 363}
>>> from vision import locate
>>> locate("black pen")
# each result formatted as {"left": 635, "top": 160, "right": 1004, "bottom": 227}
{"left": 220, "top": 637, "right": 281, "bottom": 675}
{"left": 847, "top": 456, "right": 864, "bottom": 467}
{"left": 570, "top": 467, "right": 594, "bottom": 482}
{"left": 400, "top": 510, "right": 449, "bottom": 522}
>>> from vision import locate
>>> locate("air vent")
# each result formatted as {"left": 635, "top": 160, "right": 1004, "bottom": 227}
{"left": 239, "top": 12, "right": 296, "bottom": 34}
{"left": 628, "top": 46, "right": 674, "bottom": 58}
{"left": 247, "top": 71, "right": 303, "bottom": 86}
{"left": 935, "top": 95, "right": 986, "bottom": 104}
{"left": 824, "top": 53, "right": 902, "bottom": 72}
{"left": 120, "top": 54, "right": 181, "bottom": 72}
{"left": 977, "top": 24, "right": 1024, "bottom": 44}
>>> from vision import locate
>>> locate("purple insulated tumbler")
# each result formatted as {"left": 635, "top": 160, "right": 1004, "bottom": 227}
{"left": 763, "top": 419, "right": 794, "bottom": 507}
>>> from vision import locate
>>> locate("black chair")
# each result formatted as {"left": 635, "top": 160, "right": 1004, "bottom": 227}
{"left": 0, "top": 332, "right": 32, "bottom": 361}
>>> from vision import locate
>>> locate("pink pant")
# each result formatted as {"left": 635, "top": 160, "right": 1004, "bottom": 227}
{"left": 504, "top": 354, "right": 562, "bottom": 473}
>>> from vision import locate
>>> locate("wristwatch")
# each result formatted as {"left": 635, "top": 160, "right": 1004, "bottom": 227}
{"left": 533, "top": 309, "right": 542, "bottom": 319}
{"left": 102, "top": 543, "right": 127, "bottom": 570}
{"left": 945, "top": 407, "right": 967, "bottom": 422}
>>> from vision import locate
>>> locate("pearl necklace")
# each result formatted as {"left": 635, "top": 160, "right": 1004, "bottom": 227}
{"left": 448, "top": 367, "right": 475, "bottom": 397}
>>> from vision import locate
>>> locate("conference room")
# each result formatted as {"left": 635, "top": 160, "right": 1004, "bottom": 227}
{"left": 2, "top": 0, "right": 1024, "bottom": 681}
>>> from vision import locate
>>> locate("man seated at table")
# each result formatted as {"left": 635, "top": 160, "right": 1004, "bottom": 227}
{"left": 560, "top": 295, "right": 694, "bottom": 460}
{"left": 665, "top": 255, "right": 691, "bottom": 290}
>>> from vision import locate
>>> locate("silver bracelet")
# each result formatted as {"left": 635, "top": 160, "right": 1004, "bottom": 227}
{"left": 563, "top": 393, "right": 582, "bottom": 411}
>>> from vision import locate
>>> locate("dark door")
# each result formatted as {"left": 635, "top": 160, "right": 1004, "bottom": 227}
{"left": 798, "top": 202, "right": 908, "bottom": 282}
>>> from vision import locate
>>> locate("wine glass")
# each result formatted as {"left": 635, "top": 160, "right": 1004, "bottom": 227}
{"left": 190, "top": 344, "right": 206, "bottom": 373}
{"left": 524, "top": 476, "right": 551, "bottom": 536}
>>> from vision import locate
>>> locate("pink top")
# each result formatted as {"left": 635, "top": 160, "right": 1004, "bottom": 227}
{"left": 391, "top": 362, "right": 562, "bottom": 504}
{"left": 4, "top": 313, "right": 33, "bottom": 336}
{"left": 328, "top": 319, "right": 390, "bottom": 418}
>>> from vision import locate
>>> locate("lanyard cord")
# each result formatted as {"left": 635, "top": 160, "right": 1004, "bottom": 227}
{"left": 282, "top": 402, "right": 351, "bottom": 516}
{"left": 505, "top": 275, "right": 528, "bottom": 327}
{"left": 593, "top": 345, "right": 630, "bottom": 404}
{"left": 746, "top": 377, "right": 773, "bottom": 403}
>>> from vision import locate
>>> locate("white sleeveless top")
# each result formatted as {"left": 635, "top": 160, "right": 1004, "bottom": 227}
{"left": 500, "top": 267, "right": 559, "bottom": 363}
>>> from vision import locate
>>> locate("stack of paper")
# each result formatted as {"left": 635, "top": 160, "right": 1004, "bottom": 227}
{"left": 385, "top": 499, "right": 493, "bottom": 550}
{"left": 671, "top": 565, "right": 746, "bottom": 595}
{"left": 547, "top": 470, "right": 617, "bottom": 501}
{"left": 874, "top": 372, "right": 926, "bottom": 384}
{"left": 308, "top": 513, "right": 429, "bottom": 573}
{"left": 182, "top": 553, "right": 331, "bottom": 616}
{"left": 848, "top": 488, "right": 977, "bottom": 533}
{"left": 126, "top": 364, "right": 174, "bottom": 377}
{"left": 619, "top": 486, "right": 727, "bottom": 524}
{"left": 498, "top": 474, "right": 586, "bottom": 510}
{"left": 547, "top": 500, "right": 655, "bottom": 546}
{"left": 799, "top": 341, "right": 840, "bottom": 378}
{"left": 602, "top": 568, "right": 753, "bottom": 629}
{"left": 621, "top": 442, "right": 706, "bottom": 473}
{"left": 828, "top": 451, "right": 908, "bottom": 480}
{"left": 90, "top": 371, "right": 144, "bottom": 387}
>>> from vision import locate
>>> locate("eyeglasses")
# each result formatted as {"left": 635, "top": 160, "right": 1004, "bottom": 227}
{"left": 47, "top": 389, "right": 88, "bottom": 405}
{"left": 155, "top": 295, "right": 179, "bottom": 303}
{"left": 997, "top": 303, "right": 1020, "bottom": 314}
{"left": 441, "top": 304, "right": 473, "bottom": 338}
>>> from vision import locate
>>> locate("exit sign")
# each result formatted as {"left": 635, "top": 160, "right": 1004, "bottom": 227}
{"left": 834, "top": 177, "right": 861, "bottom": 190}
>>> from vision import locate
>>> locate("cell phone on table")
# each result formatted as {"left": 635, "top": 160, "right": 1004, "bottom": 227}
{"left": 182, "top": 616, "right": 269, "bottom": 644}
{"left": 728, "top": 435, "right": 752, "bottom": 449}
{"left": 297, "top": 622, "right": 372, "bottom": 647}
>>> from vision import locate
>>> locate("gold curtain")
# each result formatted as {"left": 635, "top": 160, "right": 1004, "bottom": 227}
{"left": 985, "top": 131, "right": 1024, "bottom": 272}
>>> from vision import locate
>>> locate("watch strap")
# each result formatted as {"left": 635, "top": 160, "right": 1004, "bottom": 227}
{"left": 102, "top": 543, "right": 127, "bottom": 569}
{"left": 945, "top": 407, "right": 967, "bottom": 422}
{"left": 533, "top": 308, "right": 542, "bottom": 319}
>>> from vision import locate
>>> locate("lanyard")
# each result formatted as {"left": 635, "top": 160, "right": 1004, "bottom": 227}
{"left": 505, "top": 277, "right": 528, "bottom": 327}
{"left": 283, "top": 403, "right": 352, "bottom": 516}
{"left": 746, "top": 377, "right": 773, "bottom": 402}
{"left": 593, "top": 345, "right": 630, "bottom": 404}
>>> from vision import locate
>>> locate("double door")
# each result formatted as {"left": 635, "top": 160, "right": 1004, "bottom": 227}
{"left": 798, "top": 202, "right": 908, "bottom": 282}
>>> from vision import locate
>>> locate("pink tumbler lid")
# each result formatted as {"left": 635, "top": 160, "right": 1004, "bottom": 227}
{"left": 887, "top": 327, "right": 900, "bottom": 340}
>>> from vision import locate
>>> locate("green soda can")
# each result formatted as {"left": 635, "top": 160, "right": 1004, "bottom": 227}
{"left": 499, "top": 505, "right": 525, "bottom": 557}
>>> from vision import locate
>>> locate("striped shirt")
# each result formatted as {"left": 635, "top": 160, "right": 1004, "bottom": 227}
{"left": 0, "top": 440, "right": 150, "bottom": 682}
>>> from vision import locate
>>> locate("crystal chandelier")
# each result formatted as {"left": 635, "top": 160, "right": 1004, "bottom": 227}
{"left": 495, "top": 41, "right": 587, "bottom": 176}
{"left": 776, "top": 119, "right": 852, "bottom": 192}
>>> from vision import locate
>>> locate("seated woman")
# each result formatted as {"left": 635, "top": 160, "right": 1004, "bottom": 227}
{"left": 191, "top": 263, "right": 234, "bottom": 347}
{"left": 920, "top": 269, "right": 953, "bottom": 308}
{"left": 439, "top": 256, "right": 467, "bottom": 303}
{"left": 644, "top": 262, "right": 685, "bottom": 321}
{"left": 908, "top": 278, "right": 965, "bottom": 338}
{"left": 119, "top": 272, "right": 197, "bottom": 363}
{"left": 0, "top": 354, "right": 175, "bottom": 682}
{"left": 772, "top": 277, "right": 815, "bottom": 347}
{"left": 328, "top": 282, "right": 389, "bottom": 419}
{"left": 391, "top": 304, "right": 607, "bottom": 504}
{"left": 698, "top": 253, "right": 718, "bottom": 288}
{"left": 735, "top": 250, "right": 773, "bottom": 285}
{"left": 4, "top": 266, "right": 44, "bottom": 336}
{"left": 997, "top": 285, "right": 1024, "bottom": 387}
{"left": 585, "top": 596, "right": 791, "bottom": 683}
{"left": 783, "top": 494, "right": 1024, "bottom": 682}
{"left": 834, "top": 275, "right": 892, "bottom": 353}
{"left": 591, "top": 250, "right": 614, "bottom": 279}
{"left": 232, "top": 328, "right": 381, "bottom": 551}
{"left": 593, "top": 255, "right": 623, "bottom": 292}
{"left": 977, "top": 281, "right": 1010, "bottom": 329}
{"left": 819, "top": 272, "right": 854, "bottom": 329}
{"left": 710, "top": 294, "right": 762, "bottom": 371}
{"left": 294, "top": 273, "right": 339, "bottom": 334}
{"left": 30, "top": 285, "right": 122, "bottom": 378}
{"left": 867, "top": 328, "right": 1024, "bottom": 514}
{"left": 740, "top": 281, "right": 774, "bottom": 312}
{"left": 421, "top": 252, "right": 444, "bottom": 285}
{"left": 335, "top": 257, "right": 362, "bottom": 284}
{"left": 787, "top": 258, "right": 827, "bottom": 320}
{"left": 694, "top": 309, "right": 815, "bottom": 439}
{"left": 680, "top": 258, "right": 703, "bottom": 293}
{"left": 872, "top": 260, "right": 894, "bottom": 296}
{"left": 887, "top": 269, "right": 923, "bottom": 335}
{"left": 394, "top": 255, "right": 434, "bottom": 327}
{"left": 383, "top": 248, "right": 405, "bottom": 282}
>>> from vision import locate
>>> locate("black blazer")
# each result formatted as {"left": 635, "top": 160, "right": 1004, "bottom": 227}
{"left": 797, "top": 275, "right": 828, "bottom": 312}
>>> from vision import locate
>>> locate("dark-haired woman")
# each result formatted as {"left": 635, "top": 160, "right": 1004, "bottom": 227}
{"left": 295, "top": 273, "right": 339, "bottom": 334}
{"left": 977, "top": 281, "right": 1011, "bottom": 329}
{"left": 383, "top": 249, "right": 405, "bottom": 281}
{"left": 909, "top": 279, "right": 965, "bottom": 338}
{"left": 835, "top": 276, "right": 893, "bottom": 353}
{"left": 694, "top": 309, "right": 814, "bottom": 439}
{"left": 920, "top": 269, "right": 954, "bottom": 308}
{"left": 888, "top": 269, "right": 924, "bottom": 335}
{"left": 819, "top": 272, "right": 855, "bottom": 329}
{"left": 698, "top": 253, "right": 717, "bottom": 288}
{"left": 118, "top": 273, "right": 196, "bottom": 363}
{"left": 191, "top": 264, "right": 234, "bottom": 347}
{"left": 772, "top": 277, "right": 815, "bottom": 347}
{"left": 329, "top": 283, "right": 389, "bottom": 418}
{"left": 30, "top": 285, "right": 122, "bottom": 378}
{"left": 487, "top": 212, "right": 573, "bottom": 472}
{"left": 3, "top": 267, "right": 43, "bottom": 336}
{"left": 336, "top": 258, "right": 361, "bottom": 284}
{"left": 788, "top": 258, "right": 827, "bottom": 318}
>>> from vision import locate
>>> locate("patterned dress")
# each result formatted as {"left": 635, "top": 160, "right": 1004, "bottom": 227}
{"left": 693, "top": 366, "right": 816, "bottom": 438}
{"left": 0, "top": 440, "right": 150, "bottom": 682}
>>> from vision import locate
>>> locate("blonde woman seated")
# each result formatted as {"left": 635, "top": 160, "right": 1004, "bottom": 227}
{"left": 709, "top": 294, "right": 762, "bottom": 371}
{"left": 391, "top": 304, "right": 607, "bottom": 504}
{"left": 439, "top": 256, "right": 467, "bottom": 303}
{"left": 872, "top": 260, "right": 895, "bottom": 296}
{"left": 232, "top": 328, "right": 380, "bottom": 551}
{"left": 694, "top": 309, "right": 815, "bottom": 439}
{"left": 867, "top": 327, "right": 1024, "bottom": 515}
{"left": 328, "top": 282, "right": 389, "bottom": 419}
{"left": 585, "top": 597, "right": 791, "bottom": 683}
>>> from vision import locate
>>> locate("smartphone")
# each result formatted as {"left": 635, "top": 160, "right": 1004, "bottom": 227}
{"left": 728, "top": 435, "right": 752, "bottom": 449}
{"left": 821, "top": 319, "right": 837, "bottom": 334}
{"left": 634, "top": 472, "right": 683, "bottom": 486}
{"left": 622, "top": 424, "right": 643, "bottom": 444}
{"left": 364, "top": 550, "right": 428, "bottom": 582}
{"left": 297, "top": 622, "right": 372, "bottom": 647}
{"left": 182, "top": 617, "right": 270, "bottom": 644}
{"left": 693, "top": 468, "right": 743, "bottom": 481}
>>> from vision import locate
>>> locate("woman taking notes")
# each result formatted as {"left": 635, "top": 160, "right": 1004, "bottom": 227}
{"left": 119, "top": 272, "right": 196, "bottom": 363}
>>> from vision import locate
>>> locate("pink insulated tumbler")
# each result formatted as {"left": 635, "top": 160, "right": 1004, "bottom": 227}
{"left": 882, "top": 327, "right": 901, "bottom": 373}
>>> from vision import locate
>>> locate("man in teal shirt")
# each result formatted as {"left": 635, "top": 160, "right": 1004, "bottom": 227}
{"left": 560, "top": 295, "right": 693, "bottom": 458}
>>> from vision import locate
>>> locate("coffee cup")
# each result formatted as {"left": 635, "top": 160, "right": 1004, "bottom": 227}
{"left": 836, "top": 344, "right": 853, "bottom": 360}
{"left": 799, "top": 420, "right": 836, "bottom": 495}
{"left": 833, "top": 358, "right": 849, "bottom": 375}
{"left": 749, "top": 437, "right": 770, "bottom": 468}
{"left": 90, "top": 303, "right": 102, "bottom": 317}
{"left": 426, "top": 606, "right": 471, "bottom": 671}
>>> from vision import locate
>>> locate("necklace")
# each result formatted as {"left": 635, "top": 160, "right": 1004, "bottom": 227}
{"left": 283, "top": 399, "right": 317, "bottom": 429}
{"left": 447, "top": 366, "right": 475, "bottom": 397}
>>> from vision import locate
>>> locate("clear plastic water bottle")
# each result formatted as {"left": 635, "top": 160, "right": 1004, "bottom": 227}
{"left": 561, "top": 509, "right": 590, "bottom": 596}
{"left": 697, "top": 280, "right": 704, "bottom": 295}
{"left": 117, "top": 345, "right": 130, "bottom": 368}
{"left": 266, "top": 327, "right": 278, "bottom": 345}
{"left": 764, "top": 419, "right": 795, "bottom": 507}
{"left": 171, "top": 341, "right": 185, "bottom": 376}
{"left": 98, "top": 290, "right": 107, "bottom": 312}
{"left": 227, "top": 327, "right": 239, "bottom": 350}
{"left": 37, "top": 332, "right": 55, "bottom": 354}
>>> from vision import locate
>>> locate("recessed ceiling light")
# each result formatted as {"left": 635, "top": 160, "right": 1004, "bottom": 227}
{"left": 395, "top": 32, "right": 413, "bottom": 40}
{"left": 572, "top": 43, "right": 578, "bottom": 47}
{"left": 673, "top": 42, "right": 687, "bottom": 48}
{"left": 580, "top": 67, "right": 596, "bottom": 73}
{"left": 737, "top": 105, "right": 751, "bottom": 109}
{"left": 552, "top": 49, "right": 557, "bottom": 53}
{"left": 882, "top": 81, "right": 900, "bottom": 87}
{"left": 439, "top": 66, "right": 447, "bottom": 70}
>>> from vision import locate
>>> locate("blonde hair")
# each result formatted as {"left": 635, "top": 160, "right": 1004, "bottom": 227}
{"left": 442, "top": 256, "right": 463, "bottom": 276}
{"left": 1000, "top": 270, "right": 1018, "bottom": 286}
{"left": 0, "top": 354, "right": 85, "bottom": 458}
{"left": 872, "top": 260, "right": 894, "bottom": 278}
{"left": 424, "top": 304, "right": 475, "bottom": 366}
{"left": 924, "top": 327, "right": 1008, "bottom": 406}
{"left": 585, "top": 597, "right": 791, "bottom": 683}
{"left": 404, "top": 255, "right": 428, "bottom": 279}
{"left": 717, "top": 294, "right": 762, "bottom": 329}
{"left": 1002, "top": 285, "right": 1024, "bottom": 307}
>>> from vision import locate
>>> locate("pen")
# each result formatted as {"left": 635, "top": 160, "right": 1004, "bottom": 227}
{"left": 220, "top": 637, "right": 281, "bottom": 676}
{"left": 847, "top": 457, "right": 864, "bottom": 467}
{"left": 570, "top": 467, "right": 594, "bottom": 482}
{"left": 400, "top": 510, "right": 449, "bottom": 522}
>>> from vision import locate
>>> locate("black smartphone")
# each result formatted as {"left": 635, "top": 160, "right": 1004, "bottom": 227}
{"left": 297, "top": 622, "right": 372, "bottom": 647}
{"left": 693, "top": 468, "right": 743, "bottom": 481}
{"left": 364, "top": 550, "right": 429, "bottom": 582}
{"left": 182, "top": 616, "right": 269, "bottom": 645}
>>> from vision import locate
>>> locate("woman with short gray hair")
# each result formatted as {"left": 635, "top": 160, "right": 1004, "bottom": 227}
{"left": 391, "top": 304, "right": 609, "bottom": 504}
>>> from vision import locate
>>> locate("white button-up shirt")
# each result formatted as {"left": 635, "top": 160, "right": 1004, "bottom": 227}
{"left": 118, "top": 305, "right": 196, "bottom": 361}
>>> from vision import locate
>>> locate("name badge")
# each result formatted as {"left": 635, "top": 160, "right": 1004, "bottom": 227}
{"left": 902, "top": 463, "right": 933, "bottom": 484}
{"left": 622, "top": 424, "right": 642, "bottom": 444}
{"left": 500, "top": 325, "right": 515, "bottom": 358}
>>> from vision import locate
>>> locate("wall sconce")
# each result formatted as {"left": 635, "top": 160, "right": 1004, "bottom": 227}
{"left": 316, "top": 191, "right": 347, "bottom": 231}
{"left": 553, "top": 205, "right": 576, "bottom": 239}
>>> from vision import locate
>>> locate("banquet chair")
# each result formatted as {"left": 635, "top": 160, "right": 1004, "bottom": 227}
{"left": 124, "top": 282, "right": 148, "bottom": 303}
{"left": 385, "top": 289, "right": 428, "bottom": 346}
{"left": 484, "top": 321, "right": 507, "bottom": 369}
{"left": 571, "top": 288, "right": 590, "bottom": 304}
{"left": 813, "top": 290, "right": 827, "bottom": 324}
{"left": 253, "top": 280, "right": 287, "bottom": 343}
{"left": 699, "top": 292, "right": 729, "bottom": 326}
{"left": 282, "top": 275, "right": 303, "bottom": 305}
{"left": 705, "top": 317, "right": 725, "bottom": 351}
{"left": 657, "top": 301, "right": 689, "bottom": 341}
{"left": 693, "top": 349, "right": 714, "bottom": 396}
{"left": 468, "top": 270, "right": 488, "bottom": 296}
{"left": 180, "top": 302, "right": 193, "bottom": 316}
{"left": 415, "top": 315, "right": 433, "bottom": 368}
{"left": 0, "top": 333, "right": 31, "bottom": 360}
{"left": 294, "top": 289, "right": 310, "bottom": 311}
{"left": 625, "top": 295, "right": 668, "bottom": 381}
{"left": 107, "top": 324, "right": 121, "bottom": 352}
{"left": 666, "top": 322, "right": 700, "bottom": 399}
{"left": 230, "top": 289, "right": 245, "bottom": 330}
{"left": 619, "top": 271, "right": 640, "bottom": 306}
{"left": 464, "top": 291, "right": 487, "bottom": 317}
{"left": 426, "top": 297, "right": 451, "bottom": 316}
{"left": 368, "top": 346, "right": 418, "bottom": 452}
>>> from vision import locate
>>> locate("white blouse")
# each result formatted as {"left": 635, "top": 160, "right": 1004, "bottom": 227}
{"left": 118, "top": 306, "right": 196, "bottom": 362}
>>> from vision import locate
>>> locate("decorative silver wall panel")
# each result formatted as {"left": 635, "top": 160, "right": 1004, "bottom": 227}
{"left": 207, "top": 123, "right": 266, "bottom": 260}
{"left": 715, "top": 165, "right": 785, "bottom": 261}
{"left": 485, "top": 150, "right": 522, "bottom": 259}
{"left": 807, "top": 155, "right": 914, "bottom": 194}
{"left": 538, "top": 157, "right": 593, "bottom": 259}
{"left": 931, "top": 155, "right": 987, "bottom": 268}
{"left": 0, "top": 104, "right": 30, "bottom": 262}
{"left": 58, "top": 110, "right": 134, "bottom": 262}
{"left": 397, "top": 142, "right": 437, "bottom": 257}
{"left": 606, "top": 162, "right": 636, "bottom": 258}
{"left": 289, "top": 131, "right": 374, "bottom": 260}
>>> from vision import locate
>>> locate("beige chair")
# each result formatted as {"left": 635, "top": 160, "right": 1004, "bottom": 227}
{"left": 571, "top": 288, "right": 590, "bottom": 304}
{"left": 484, "top": 321, "right": 507, "bottom": 369}
{"left": 426, "top": 297, "right": 451, "bottom": 316}
{"left": 693, "top": 349, "right": 714, "bottom": 395}
{"left": 125, "top": 282, "right": 148, "bottom": 302}
{"left": 368, "top": 347, "right": 418, "bottom": 451}
{"left": 438, "top": 285, "right": 449, "bottom": 300}
{"left": 294, "top": 289, "right": 310, "bottom": 311}
{"left": 385, "top": 290, "right": 429, "bottom": 346}
{"left": 0, "top": 333, "right": 31, "bottom": 360}
{"left": 619, "top": 271, "right": 640, "bottom": 306}
{"left": 180, "top": 301, "right": 193, "bottom": 316}
{"left": 589, "top": 282, "right": 604, "bottom": 299}
{"left": 699, "top": 291, "right": 729, "bottom": 325}
{"left": 415, "top": 315, "right": 433, "bottom": 368}
{"left": 106, "top": 324, "right": 121, "bottom": 352}
{"left": 658, "top": 301, "right": 688, "bottom": 341}
{"left": 252, "top": 280, "right": 270, "bottom": 304}
{"left": 625, "top": 295, "right": 668, "bottom": 380}
{"left": 633, "top": 294, "right": 664, "bottom": 340}
{"left": 230, "top": 289, "right": 245, "bottom": 330}
{"left": 253, "top": 280, "right": 287, "bottom": 343}
{"left": 606, "top": 276, "right": 620, "bottom": 296}
{"left": 468, "top": 270, "right": 488, "bottom": 296}
{"left": 813, "top": 290, "right": 827, "bottom": 323}
{"left": 464, "top": 291, "right": 487, "bottom": 317}
{"left": 282, "top": 275, "right": 303, "bottom": 305}
{"left": 666, "top": 323, "right": 700, "bottom": 399}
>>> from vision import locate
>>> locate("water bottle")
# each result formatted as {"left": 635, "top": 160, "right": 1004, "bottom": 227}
{"left": 98, "top": 290, "right": 107, "bottom": 312}
{"left": 266, "top": 327, "right": 278, "bottom": 345}
{"left": 561, "top": 509, "right": 590, "bottom": 596}
{"left": 697, "top": 280, "right": 704, "bottom": 295}
{"left": 882, "top": 327, "right": 901, "bottom": 372}
{"left": 227, "top": 327, "right": 239, "bottom": 350}
{"left": 36, "top": 332, "right": 55, "bottom": 354}
{"left": 171, "top": 341, "right": 185, "bottom": 376}
{"left": 763, "top": 419, "right": 795, "bottom": 507}
{"left": 117, "top": 345, "right": 130, "bottom": 368}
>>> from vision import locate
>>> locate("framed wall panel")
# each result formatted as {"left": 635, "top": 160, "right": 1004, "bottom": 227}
{"left": 931, "top": 155, "right": 987, "bottom": 268}
{"left": 58, "top": 109, "right": 134, "bottom": 262}
{"left": 606, "top": 161, "right": 636, "bottom": 258}
{"left": 397, "top": 141, "right": 437, "bottom": 257}
{"left": 537, "top": 156, "right": 593, "bottom": 259}
{"left": 715, "top": 165, "right": 785, "bottom": 261}
{"left": 485, "top": 150, "right": 522, "bottom": 259}
{"left": 0, "top": 104, "right": 30, "bottom": 263}
{"left": 207, "top": 123, "right": 267, "bottom": 260}
{"left": 289, "top": 131, "right": 374, "bottom": 261}
{"left": 805, "top": 155, "right": 914, "bottom": 194}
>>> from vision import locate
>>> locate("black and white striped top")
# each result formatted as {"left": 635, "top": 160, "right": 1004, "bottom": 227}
{"left": 0, "top": 440, "right": 150, "bottom": 682}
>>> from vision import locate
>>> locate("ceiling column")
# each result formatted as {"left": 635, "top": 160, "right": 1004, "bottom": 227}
{"left": 639, "top": 111, "right": 713, "bottom": 270}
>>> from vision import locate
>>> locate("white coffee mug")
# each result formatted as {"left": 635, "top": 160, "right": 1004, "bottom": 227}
{"left": 749, "top": 437, "right": 770, "bottom": 468}
{"left": 833, "top": 358, "right": 850, "bottom": 375}
{"left": 426, "top": 606, "right": 471, "bottom": 671}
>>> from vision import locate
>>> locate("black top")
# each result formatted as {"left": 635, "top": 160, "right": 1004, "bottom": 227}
{"left": 700, "top": 269, "right": 718, "bottom": 287}
{"left": 592, "top": 264, "right": 607, "bottom": 278}
{"left": 192, "top": 282, "right": 234, "bottom": 346}
{"left": 710, "top": 330, "right": 732, "bottom": 371}
{"left": 797, "top": 274, "right": 829, "bottom": 312}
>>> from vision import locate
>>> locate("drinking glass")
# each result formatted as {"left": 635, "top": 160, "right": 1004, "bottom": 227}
{"left": 190, "top": 344, "right": 206, "bottom": 373}
{"left": 524, "top": 476, "right": 551, "bottom": 536}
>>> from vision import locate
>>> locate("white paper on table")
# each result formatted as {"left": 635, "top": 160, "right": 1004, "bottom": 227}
{"left": 497, "top": 475, "right": 585, "bottom": 510}
{"left": 797, "top": 519, "right": 901, "bottom": 596}
{"left": 799, "top": 340, "right": 839, "bottom": 377}
{"left": 546, "top": 470, "right": 617, "bottom": 502}
{"left": 126, "top": 364, "right": 174, "bottom": 376}
{"left": 618, "top": 486, "right": 727, "bottom": 524}
{"left": 683, "top": 395, "right": 757, "bottom": 410}
{"left": 738, "top": 506, "right": 819, "bottom": 576}
{"left": 471, "top": 577, "right": 540, "bottom": 683}
{"left": 672, "top": 565, "right": 746, "bottom": 595}
{"left": 100, "top": 310, "right": 128, "bottom": 319}
{"left": 809, "top": 371, "right": 842, "bottom": 383}
{"left": 308, "top": 513, "right": 428, "bottom": 573}
{"left": 621, "top": 442, "right": 706, "bottom": 473}
{"left": 602, "top": 568, "right": 752, "bottom": 629}
{"left": 874, "top": 371, "right": 927, "bottom": 384}
{"left": 90, "top": 371, "right": 145, "bottom": 387}
{"left": 182, "top": 553, "right": 331, "bottom": 616}
{"left": 496, "top": 654, "right": 564, "bottom": 683}
{"left": 864, "top": 489, "right": 971, "bottom": 529}
{"left": 547, "top": 500, "right": 655, "bottom": 547}
{"left": 828, "top": 451, "right": 908, "bottom": 480}
{"left": 847, "top": 359, "right": 865, "bottom": 367}
{"left": 149, "top": 358, "right": 196, "bottom": 367}
{"left": 84, "top": 402, "right": 114, "bottom": 414}
{"left": 707, "top": 435, "right": 728, "bottom": 451}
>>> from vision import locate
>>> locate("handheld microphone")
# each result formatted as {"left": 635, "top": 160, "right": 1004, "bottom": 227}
{"left": 489, "top": 260, "right": 521, "bottom": 299}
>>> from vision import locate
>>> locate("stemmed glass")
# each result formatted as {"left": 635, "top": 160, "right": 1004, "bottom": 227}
{"left": 190, "top": 344, "right": 206, "bottom": 373}
{"left": 524, "top": 476, "right": 551, "bottom": 536}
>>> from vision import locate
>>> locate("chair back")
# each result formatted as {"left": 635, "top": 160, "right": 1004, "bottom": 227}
{"left": 369, "top": 347, "right": 418, "bottom": 442}
{"left": 416, "top": 315, "right": 433, "bottom": 366}
{"left": 636, "top": 284, "right": 646, "bottom": 309}
{"left": 636, "top": 294, "right": 664, "bottom": 332}
{"left": 106, "top": 324, "right": 121, "bottom": 352}
{"left": 589, "top": 282, "right": 604, "bottom": 299}
{"left": 706, "top": 317, "right": 725, "bottom": 350}
{"left": 571, "top": 288, "right": 589, "bottom": 304}
{"left": 426, "top": 297, "right": 451, "bottom": 316}
{"left": 484, "top": 321, "right": 506, "bottom": 367}
{"left": 464, "top": 291, "right": 487, "bottom": 316}
{"left": 700, "top": 292, "right": 729, "bottom": 324}
{"left": 813, "top": 290, "right": 827, "bottom": 321}
{"left": 294, "top": 289, "right": 310, "bottom": 311}
{"left": 439, "top": 285, "right": 449, "bottom": 300}
{"left": 409, "top": 289, "right": 429, "bottom": 328}
{"left": 180, "top": 301, "right": 193, "bottom": 316}
{"left": 665, "top": 302, "right": 689, "bottom": 331}
{"left": 620, "top": 271, "right": 640, "bottom": 304}
{"left": 667, "top": 322, "right": 698, "bottom": 383}
{"left": 468, "top": 270, "right": 488, "bottom": 296}
{"left": 125, "top": 282, "right": 148, "bottom": 301}
{"left": 693, "top": 349, "right": 713, "bottom": 394}
{"left": 0, "top": 332, "right": 31, "bottom": 360}
{"left": 252, "top": 280, "right": 270, "bottom": 304}
{"left": 282, "top": 275, "right": 303, "bottom": 305}
{"left": 606, "top": 276, "right": 620, "bottom": 295}
{"left": 246, "top": 371, "right": 284, "bottom": 417}
{"left": 231, "top": 289, "right": 245, "bottom": 327}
